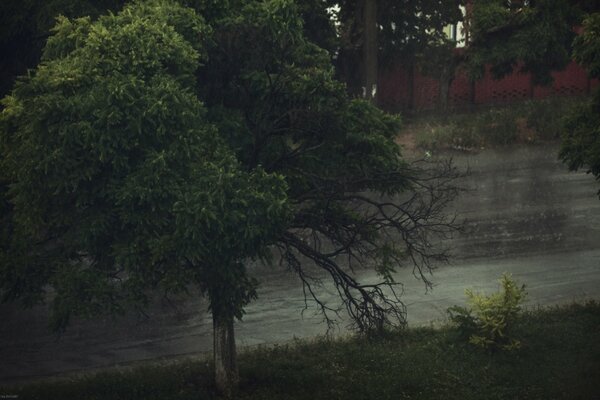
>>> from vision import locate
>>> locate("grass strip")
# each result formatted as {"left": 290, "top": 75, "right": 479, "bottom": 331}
{"left": 2, "top": 301, "right": 599, "bottom": 400}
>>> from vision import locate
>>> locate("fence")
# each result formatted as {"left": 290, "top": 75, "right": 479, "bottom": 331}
{"left": 378, "top": 60, "right": 599, "bottom": 112}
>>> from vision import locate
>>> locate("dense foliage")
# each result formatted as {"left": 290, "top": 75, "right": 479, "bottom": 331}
{"left": 0, "top": 0, "right": 465, "bottom": 102}
{"left": 466, "top": 0, "right": 584, "bottom": 85}
{"left": 559, "top": 13, "right": 600, "bottom": 193}
{"left": 466, "top": 0, "right": 600, "bottom": 85}
{"left": 0, "top": 0, "right": 128, "bottom": 98}
{"left": 326, "top": 0, "right": 463, "bottom": 94}
{"left": 0, "top": 0, "right": 290, "bottom": 329}
{"left": 0, "top": 0, "right": 460, "bottom": 391}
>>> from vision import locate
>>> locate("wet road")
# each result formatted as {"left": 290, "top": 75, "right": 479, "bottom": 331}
{"left": 1, "top": 143, "right": 600, "bottom": 383}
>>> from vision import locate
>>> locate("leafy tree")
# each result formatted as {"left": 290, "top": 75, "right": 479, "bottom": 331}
{"left": 465, "top": 0, "right": 599, "bottom": 85}
{"left": 296, "top": 0, "right": 339, "bottom": 56}
{"left": 1, "top": 0, "right": 460, "bottom": 394}
{"left": 559, "top": 13, "right": 600, "bottom": 193}
{"left": 0, "top": 0, "right": 127, "bottom": 99}
{"left": 0, "top": 1, "right": 289, "bottom": 394}
{"left": 329, "top": 0, "right": 463, "bottom": 100}
{"left": 0, "top": 0, "right": 464, "bottom": 104}
{"left": 197, "top": 0, "right": 458, "bottom": 333}
{"left": 466, "top": 2, "right": 600, "bottom": 193}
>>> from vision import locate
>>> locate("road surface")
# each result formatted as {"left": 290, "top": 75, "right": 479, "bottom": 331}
{"left": 1, "top": 143, "right": 599, "bottom": 383}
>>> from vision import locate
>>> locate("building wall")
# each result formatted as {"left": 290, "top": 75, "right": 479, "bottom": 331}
{"left": 378, "top": 61, "right": 599, "bottom": 112}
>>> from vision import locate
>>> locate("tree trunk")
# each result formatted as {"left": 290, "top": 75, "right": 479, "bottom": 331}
{"left": 407, "top": 61, "right": 415, "bottom": 111}
{"left": 213, "top": 311, "right": 238, "bottom": 397}
{"left": 439, "top": 78, "right": 450, "bottom": 112}
{"left": 439, "top": 65, "right": 453, "bottom": 112}
{"left": 363, "top": 0, "right": 378, "bottom": 102}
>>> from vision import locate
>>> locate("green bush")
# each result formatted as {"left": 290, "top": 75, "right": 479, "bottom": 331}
{"left": 414, "top": 123, "right": 455, "bottom": 149}
{"left": 449, "top": 118, "right": 484, "bottom": 149}
{"left": 475, "top": 108, "right": 520, "bottom": 145}
{"left": 411, "top": 97, "right": 588, "bottom": 150}
{"left": 526, "top": 97, "right": 583, "bottom": 140}
{"left": 448, "top": 273, "right": 527, "bottom": 351}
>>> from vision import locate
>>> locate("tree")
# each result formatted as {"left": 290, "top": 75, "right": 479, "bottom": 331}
{"left": 464, "top": 1, "right": 600, "bottom": 191}
{"left": 418, "top": 41, "right": 464, "bottom": 111}
{"left": 465, "top": 0, "right": 599, "bottom": 85}
{"left": 196, "top": 0, "right": 459, "bottom": 331}
{"left": 328, "top": 0, "right": 463, "bottom": 102}
{"left": 364, "top": 0, "right": 378, "bottom": 101}
{"left": 295, "top": 0, "right": 339, "bottom": 56}
{"left": 0, "top": 0, "right": 127, "bottom": 99}
{"left": 559, "top": 13, "right": 600, "bottom": 192}
{"left": 0, "top": 1, "right": 289, "bottom": 395}
{"left": 0, "top": 0, "right": 465, "bottom": 105}
{"left": 1, "top": 0, "right": 460, "bottom": 395}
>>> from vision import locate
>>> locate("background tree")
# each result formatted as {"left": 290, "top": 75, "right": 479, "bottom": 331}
{"left": 559, "top": 13, "right": 600, "bottom": 193}
{"left": 0, "top": 0, "right": 127, "bottom": 99}
{"left": 296, "top": 0, "right": 339, "bottom": 56}
{"left": 1, "top": 0, "right": 460, "bottom": 394}
{"left": 0, "top": 0, "right": 464, "bottom": 104}
{"left": 364, "top": 0, "right": 378, "bottom": 101}
{"left": 465, "top": 0, "right": 599, "bottom": 85}
{"left": 328, "top": 0, "right": 463, "bottom": 103}
{"left": 418, "top": 41, "right": 465, "bottom": 112}
{"left": 465, "top": 1, "right": 600, "bottom": 192}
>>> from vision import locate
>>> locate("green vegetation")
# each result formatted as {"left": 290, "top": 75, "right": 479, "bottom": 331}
{"left": 560, "top": 13, "right": 600, "bottom": 193}
{"left": 0, "top": 0, "right": 461, "bottom": 393}
{"left": 328, "top": 0, "right": 462, "bottom": 96}
{"left": 466, "top": 0, "right": 598, "bottom": 85}
{"left": 4, "top": 301, "right": 599, "bottom": 400}
{"left": 410, "top": 97, "right": 587, "bottom": 150}
{"left": 448, "top": 273, "right": 526, "bottom": 351}
{"left": 463, "top": 1, "right": 600, "bottom": 193}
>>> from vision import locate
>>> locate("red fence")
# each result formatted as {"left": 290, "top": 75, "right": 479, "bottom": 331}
{"left": 378, "top": 61, "right": 599, "bottom": 112}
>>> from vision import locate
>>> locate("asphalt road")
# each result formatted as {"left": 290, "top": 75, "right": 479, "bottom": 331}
{"left": 1, "top": 143, "right": 599, "bottom": 383}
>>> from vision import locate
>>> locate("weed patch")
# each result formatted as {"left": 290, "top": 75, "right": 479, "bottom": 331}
{"left": 3, "top": 301, "right": 599, "bottom": 400}
{"left": 408, "top": 97, "right": 587, "bottom": 150}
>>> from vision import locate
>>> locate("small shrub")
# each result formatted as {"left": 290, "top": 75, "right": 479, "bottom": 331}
{"left": 448, "top": 273, "right": 527, "bottom": 351}
{"left": 414, "top": 123, "right": 455, "bottom": 149}
{"left": 449, "top": 119, "right": 483, "bottom": 149}
{"left": 526, "top": 97, "right": 584, "bottom": 140}
{"left": 476, "top": 108, "right": 519, "bottom": 145}
{"left": 446, "top": 305, "right": 478, "bottom": 341}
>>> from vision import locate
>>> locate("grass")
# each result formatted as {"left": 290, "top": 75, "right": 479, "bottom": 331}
{"left": 3, "top": 301, "right": 599, "bottom": 399}
{"left": 406, "top": 96, "right": 589, "bottom": 151}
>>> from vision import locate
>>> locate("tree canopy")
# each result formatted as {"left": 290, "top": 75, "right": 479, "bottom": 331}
{"left": 0, "top": 0, "right": 129, "bottom": 98}
{"left": 466, "top": 0, "right": 599, "bottom": 85}
{"left": 559, "top": 13, "right": 600, "bottom": 192}
{"left": 324, "top": 0, "right": 463, "bottom": 95}
{"left": 0, "top": 0, "right": 465, "bottom": 100}
{"left": 466, "top": 1, "right": 600, "bottom": 196}
{"left": 0, "top": 0, "right": 460, "bottom": 393}
{"left": 0, "top": 0, "right": 290, "bottom": 327}
{"left": 197, "top": 0, "right": 459, "bottom": 330}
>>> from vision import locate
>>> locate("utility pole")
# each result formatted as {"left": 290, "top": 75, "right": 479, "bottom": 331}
{"left": 363, "top": 0, "right": 378, "bottom": 102}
